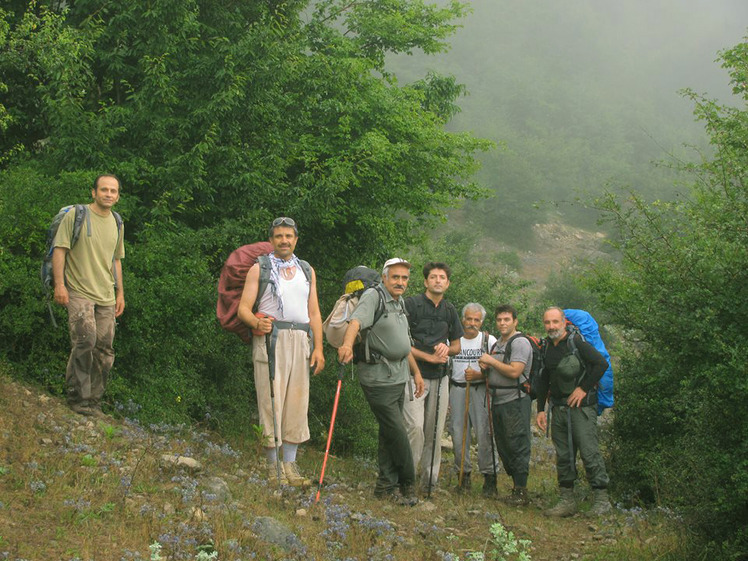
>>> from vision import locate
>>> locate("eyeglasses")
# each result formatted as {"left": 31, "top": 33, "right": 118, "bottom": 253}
{"left": 272, "top": 217, "right": 296, "bottom": 228}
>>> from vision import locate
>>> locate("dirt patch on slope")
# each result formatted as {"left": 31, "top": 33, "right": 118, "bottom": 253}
{"left": 522, "top": 223, "right": 612, "bottom": 287}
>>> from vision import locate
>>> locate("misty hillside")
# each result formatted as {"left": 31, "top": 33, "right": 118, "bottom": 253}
{"left": 389, "top": 0, "right": 748, "bottom": 240}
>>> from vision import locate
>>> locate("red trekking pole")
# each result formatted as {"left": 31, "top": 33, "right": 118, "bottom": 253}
{"left": 315, "top": 363, "right": 345, "bottom": 504}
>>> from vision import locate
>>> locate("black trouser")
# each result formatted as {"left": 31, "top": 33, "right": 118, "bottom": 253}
{"left": 361, "top": 382, "right": 415, "bottom": 495}
{"left": 491, "top": 395, "right": 532, "bottom": 488}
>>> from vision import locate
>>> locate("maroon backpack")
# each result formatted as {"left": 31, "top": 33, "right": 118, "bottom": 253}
{"left": 216, "top": 242, "right": 273, "bottom": 344}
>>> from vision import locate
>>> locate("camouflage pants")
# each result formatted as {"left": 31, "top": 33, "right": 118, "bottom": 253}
{"left": 66, "top": 290, "right": 116, "bottom": 406}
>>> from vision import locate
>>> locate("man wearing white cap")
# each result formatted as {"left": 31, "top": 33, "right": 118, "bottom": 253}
{"left": 338, "top": 258, "right": 424, "bottom": 504}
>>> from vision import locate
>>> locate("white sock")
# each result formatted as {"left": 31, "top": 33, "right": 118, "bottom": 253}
{"left": 282, "top": 443, "right": 298, "bottom": 463}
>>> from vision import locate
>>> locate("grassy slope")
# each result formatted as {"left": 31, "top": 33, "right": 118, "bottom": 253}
{"left": 0, "top": 368, "right": 682, "bottom": 561}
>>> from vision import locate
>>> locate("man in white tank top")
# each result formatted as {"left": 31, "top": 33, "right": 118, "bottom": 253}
{"left": 237, "top": 217, "right": 325, "bottom": 486}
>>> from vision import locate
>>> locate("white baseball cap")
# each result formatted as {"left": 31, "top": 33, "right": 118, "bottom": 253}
{"left": 382, "top": 258, "right": 412, "bottom": 273}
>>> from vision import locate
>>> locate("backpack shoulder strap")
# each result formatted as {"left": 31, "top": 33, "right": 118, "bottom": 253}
{"left": 408, "top": 293, "right": 424, "bottom": 317}
{"left": 112, "top": 210, "right": 123, "bottom": 240}
{"left": 111, "top": 210, "right": 124, "bottom": 261}
{"left": 254, "top": 255, "right": 272, "bottom": 313}
{"left": 566, "top": 333, "right": 588, "bottom": 385}
{"left": 489, "top": 338, "right": 499, "bottom": 355}
{"left": 71, "top": 204, "right": 88, "bottom": 247}
{"left": 503, "top": 333, "right": 524, "bottom": 364}
{"left": 440, "top": 299, "right": 452, "bottom": 322}
{"left": 567, "top": 332, "right": 581, "bottom": 356}
{"left": 298, "top": 259, "right": 313, "bottom": 283}
{"left": 372, "top": 285, "right": 387, "bottom": 326}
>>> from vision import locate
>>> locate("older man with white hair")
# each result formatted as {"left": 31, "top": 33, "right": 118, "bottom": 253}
{"left": 449, "top": 303, "right": 500, "bottom": 496}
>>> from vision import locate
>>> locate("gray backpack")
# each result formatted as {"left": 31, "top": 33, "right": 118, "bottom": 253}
{"left": 41, "top": 204, "right": 123, "bottom": 325}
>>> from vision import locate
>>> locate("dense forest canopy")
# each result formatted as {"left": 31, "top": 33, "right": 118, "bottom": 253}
{"left": 0, "top": 0, "right": 491, "bottom": 429}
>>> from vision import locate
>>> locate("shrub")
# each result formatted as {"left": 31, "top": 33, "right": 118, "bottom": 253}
{"left": 585, "top": 39, "right": 748, "bottom": 558}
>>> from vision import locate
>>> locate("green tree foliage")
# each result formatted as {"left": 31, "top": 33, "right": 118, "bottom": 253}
{"left": 0, "top": 16, "right": 11, "bottom": 162}
{"left": 585, "top": 37, "right": 748, "bottom": 559}
{"left": 0, "top": 0, "right": 490, "bottom": 441}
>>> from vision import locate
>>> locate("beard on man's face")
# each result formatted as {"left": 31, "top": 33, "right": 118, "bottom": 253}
{"left": 546, "top": 328, "right": 565, "bottom": 340}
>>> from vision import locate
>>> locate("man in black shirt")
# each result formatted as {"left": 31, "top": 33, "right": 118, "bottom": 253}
{"left": 403, "top": 262, "right": 463, "bottom": 492}
{"left": 536, "top": 307, "right": 612, "bottom": 517}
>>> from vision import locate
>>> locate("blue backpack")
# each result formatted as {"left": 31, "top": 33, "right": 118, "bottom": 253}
{"left": 564, "top": 309, "right": 614, "bottom": 414}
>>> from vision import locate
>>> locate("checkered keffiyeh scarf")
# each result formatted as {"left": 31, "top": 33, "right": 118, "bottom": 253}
{"left": 269, "top": 253, "right": 302, "bottom": 317}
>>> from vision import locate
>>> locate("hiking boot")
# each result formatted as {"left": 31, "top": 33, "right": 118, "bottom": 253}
{"left": 398, "top": 485, "right": 419, "bottom": 507}
{"left": 545, "top": 486, "right": 577, "bottom": 517}
{"left": 456, "top": 472, "right": 471, "bottom": 494}
{"left": 282, "top": 462, "right": 310, "bottom": 487}
{"left": 503, "top": 487, "right": 529, "bottom": 506}
{"left": 88, "top": 405, "right": 108, "bottom": 419}
{"left": 70, "top": 402, "right": 95, "bottom": 417}
{"left": 482, "top": 474, "right": 498, "bottom": 498}
{"left": 374, "top": 488, "right": 396, "bottom": 502}
{"left": 373, "top": 487, "right": 416, "bottom": 506}
{"left": 374, "top": 486, "right": 395, "bottom": 499}
{"left": 267, "top": 460, "right": 288, "bottom": 487}
{"left": 589, "top": 488, "right": 612, "bottom": 516}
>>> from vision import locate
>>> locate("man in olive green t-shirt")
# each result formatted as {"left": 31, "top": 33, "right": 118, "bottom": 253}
{"left": 338, "top": 258, "right": 424, "bottom": 505}
{"left": 52, "top": 175, "right": 125, "bottom": 417}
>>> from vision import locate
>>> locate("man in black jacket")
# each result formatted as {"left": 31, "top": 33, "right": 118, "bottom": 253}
{"left": 535, "top": 307, "right": 612, "bottom": 517}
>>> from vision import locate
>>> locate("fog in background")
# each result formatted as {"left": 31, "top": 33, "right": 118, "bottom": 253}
{"left": 390, "top": 0, "right": 748, "bottom": 242}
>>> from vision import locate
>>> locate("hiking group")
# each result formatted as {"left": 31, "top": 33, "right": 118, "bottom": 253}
{"left": 48, "top": 194, "right": 613, "bottom": 516}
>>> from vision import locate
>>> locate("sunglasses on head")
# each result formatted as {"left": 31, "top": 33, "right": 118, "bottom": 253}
{"left": 272, "top": 217, "right": 296, "bottom": 227}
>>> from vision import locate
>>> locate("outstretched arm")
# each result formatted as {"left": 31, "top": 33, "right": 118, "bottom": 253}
{"left": 307, "top": 267, "right": 325, "bottom": 375}
{"left": 238, "top": 264, "right": 273, "bottom": 334}
{"left": 408, "top": 353, "right": 425, "bottom": 398}
{"left": 52, "top": 247, "right": 69, "bottom": 307}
